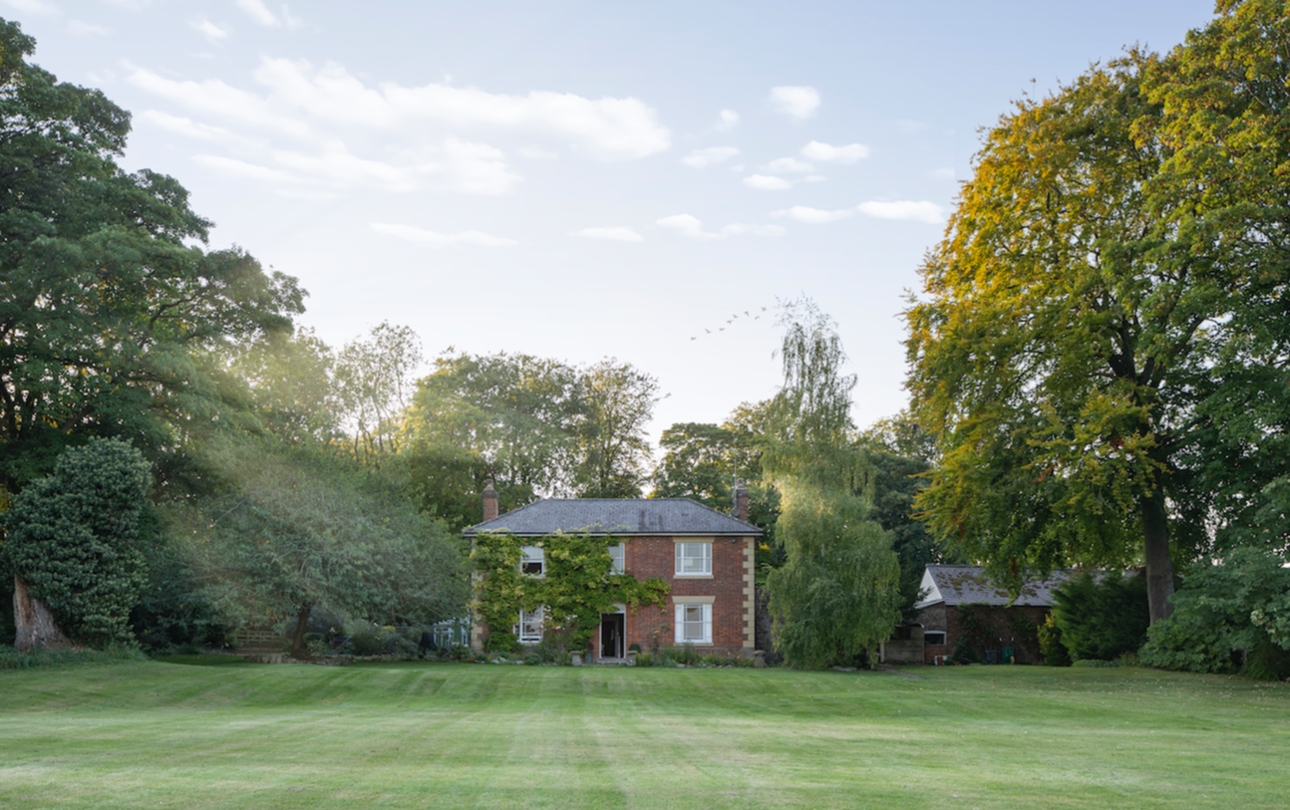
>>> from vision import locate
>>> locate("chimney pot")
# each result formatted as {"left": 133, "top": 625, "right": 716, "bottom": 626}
{"left": 733, "top": 478, "right": 750, "bottom": 523}
{"left": 482, "top": 480, "right": 499, "bottom": 522}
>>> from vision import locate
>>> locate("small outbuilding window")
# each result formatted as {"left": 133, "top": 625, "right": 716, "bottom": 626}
{"left": 924, "top": 631, "right": 946, "bottom": 646}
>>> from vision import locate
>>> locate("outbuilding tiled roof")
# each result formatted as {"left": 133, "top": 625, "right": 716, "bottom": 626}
{"left": 462, "top": 498, "right": 762, "bottom": 537}
{"left": 914, "top": 564, "right": 1071, "bottom": 609}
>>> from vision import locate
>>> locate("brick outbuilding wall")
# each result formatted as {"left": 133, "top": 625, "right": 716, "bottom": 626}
{"left": 941, "top": 604, "right": 1048, "bottom": 664}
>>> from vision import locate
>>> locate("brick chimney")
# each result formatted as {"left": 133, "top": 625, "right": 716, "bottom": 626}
{"left": 732, "top": 478, "right": 749, "bottom": 522}
{"left": 482, "top": 479, "right": 499, "bottom": 522}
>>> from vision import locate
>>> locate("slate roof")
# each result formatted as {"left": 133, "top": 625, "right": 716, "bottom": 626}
{"left": 914, "top": 565, "right": 1071, "bottom": 610}
{"left": 462, "top": 498, "right": 762, "bottom": 537}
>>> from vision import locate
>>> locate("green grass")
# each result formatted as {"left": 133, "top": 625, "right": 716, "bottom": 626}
{"left": 1, "top": 660, "right": 1287, "bottom": 809}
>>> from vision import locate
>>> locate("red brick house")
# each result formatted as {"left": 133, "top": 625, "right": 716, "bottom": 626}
{"left": 913, "top": 564, "right": 1070, "bottom": 664}
{"left": 463, "top": 482, "right": 762, "bottom": 661}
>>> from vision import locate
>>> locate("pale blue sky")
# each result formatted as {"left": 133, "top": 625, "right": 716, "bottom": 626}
{"left": 9, "top": 0, "right": 1216, "bottom": 443}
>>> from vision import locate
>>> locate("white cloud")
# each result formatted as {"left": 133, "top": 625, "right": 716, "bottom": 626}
{"left": 271, "top": 142, "right": 423, "bottom": 192}
{"left": 657, "top": 214, "right": 708, "bottom": 238}
{"left": 251, "top": 57, "right": 670, "bottom": 160}
{"left": 128, "top": 66, "right": 316, "bottom": 141}
{"left": 656, "top": 214, "right": 784, "bottom": 240}
{"left": 194, "top": 154, "right": 298, "bottom": 184}
{"left": 800, "top": 140, "right": 868, "bottom": 163}
{"left": 2, "top": 0, "right": 59, "bottom": 17}
{"left": 721, "top": 223, "right": 785, "bottom": 237}
{"left": 68, "top": 20, "right": 111, "bottom": 35}
{"left": 771, "top": 205, "right": 853, "bottom": 224}
{"left": 130, "top": 57, "right": 669, "bottom": 161}
{"left": 766, "top": 156, "right": 814, "bottom": 174}
{"left": 517, "top": 146, "right": 558, "bottom": 160}
{"left": 575, "top": 227, "right": 644, "bottom": 242}
{"left": 236, "top": 0, "right": 276, "bottom": 25}
{"left": 772, "top": 200, "right": 945, "bottom": 224}
{"left": 856, "top": 200, "right": 944, "bottom": 223}
{"left": 682, "top": 146, "right": 739, "bottom": 168}
{"left": 718, "top": 109, "right": 739, "bottom": 129}
{"left": 192, "top": 18, "right": 230, "bottom": 41}
{"left": 370, "top": 222, "right": 516, "bottom": 249}
{"left": 235, "top": 0, "right": 299, "bottom": 27}
{"left": 437, "top": 138, "right": 519, "bottom": 195}
{"left": 769, "top": 86, "right": 820, "bottom": 120}
{"left": 743, "top": 174, "right": 792, "bottom": 190}
{"left": 141, "top": 110, "right": 264, "bottom": 149}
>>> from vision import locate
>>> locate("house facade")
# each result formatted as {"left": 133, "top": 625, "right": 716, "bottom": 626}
{"left": 463, "top": 482, "right": 762, "bottom": 661}
{"left": 912, "top": 564, "right": 1070, "bottom": 664}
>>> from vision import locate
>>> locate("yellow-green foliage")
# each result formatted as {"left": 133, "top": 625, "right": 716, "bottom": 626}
{"left": 472, "top": 531, "right": 668, "bottom": 652}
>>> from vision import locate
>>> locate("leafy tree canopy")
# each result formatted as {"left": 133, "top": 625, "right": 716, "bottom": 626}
{"left": 765, "top": 300, "right": 900, "bottom": 668}
{"left": 400, "top": 351, "right": 585, "bottom": 527}
{"left": 0, "top": 19, "right": 302, "bottom": 490}
{"left": 4, "top": 438, "right": 151, "bottom": 647}
{"left": 166, "top": 435, "right": 466, "bottom": 657}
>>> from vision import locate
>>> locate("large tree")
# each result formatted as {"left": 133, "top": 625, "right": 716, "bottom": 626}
{"left": 335, "top": 322, "right": 424, "bottom": 465}
{"left": 857, "top": 414, "right": 951, "bottom": 616}
{"left": 906, "top": 53, "right": 1198, "bottom": 623}
{"left": 765, "top": 300, "right": 900, "bottom": 668}
{"left": 171, "top": 436, "right": 466, "bottom": 658}
{"left": 907, "top": 12, "right": 1290, "bottom": 624}
{"left": 574, "top": 358, "right": 659, "bottom": 498}
{"left": 399, "top": 351, "right": 585, "bottom": 527}
{"left": 0, "top": 19, "right": 301, "bottom": 491}
{"left": 1144, "top": 0, "right": 1290, "bottom": 558}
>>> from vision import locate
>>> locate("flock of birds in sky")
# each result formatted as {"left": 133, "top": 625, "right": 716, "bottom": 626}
{"left": 691, "top": 306, "right": 769, "bottom": 341}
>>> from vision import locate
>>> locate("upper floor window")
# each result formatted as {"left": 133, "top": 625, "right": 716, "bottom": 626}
{"left": 675, "top": 542, "right": 712, "bottom": 576}
{"left": 608, "top": 543, "right": 625, "bottom": 574}
{"left": 520, "top": 546, "right": 544, "bottom": 576}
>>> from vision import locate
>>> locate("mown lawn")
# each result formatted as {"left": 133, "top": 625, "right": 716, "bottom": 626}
{"left": 0, "top": 658, "right": 1286, "bottom": 809}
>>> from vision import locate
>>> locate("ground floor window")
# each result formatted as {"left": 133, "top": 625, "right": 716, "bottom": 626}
{"left": 674, "top": 603, "right": 712, "bottom": 645}
{"left": 432, "top": 617, "right": 471, "bottom": 648}
{"left": 924, "top": 631, "right": 946, "bottom": 645}
{"left": 517, "top": 607, "right": 544, "bottom": 644}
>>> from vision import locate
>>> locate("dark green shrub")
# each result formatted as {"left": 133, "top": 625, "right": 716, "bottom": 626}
{"left": 484, "top": 631, "right": 520, "bottom": 654}
{"left": 1052, "top": 572, "right": 1149, "bottom": 661}
{"left": 348, "top": 623, "right": 385, "bottom": 656}
{"left": 1141, "top": 548, "right": 1290, "bottom": 679}
{"left": 4, "top": 439, "right": 151, "bottom": 648}
{"left": 1037, "top": 614, "right": 1071, "bottom": 666}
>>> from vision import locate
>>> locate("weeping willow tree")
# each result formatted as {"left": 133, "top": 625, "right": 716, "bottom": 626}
{"left": 765, "top": 300, "right": 901, "bottom": 668}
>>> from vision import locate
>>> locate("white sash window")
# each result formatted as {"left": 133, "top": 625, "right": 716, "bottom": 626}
{"left": 674, "top": 542, "right": 712, "bottom": 576}
{"left": 674, "top": 603, "right": 712, "bottom": 645}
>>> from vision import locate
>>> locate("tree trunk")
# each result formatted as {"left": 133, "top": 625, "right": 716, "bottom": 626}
{"left": 13, "top": 574, "right": 72, "bottom": 651}
{"left": 1141, "top": 489, "right": 1175, "bottom": 625}
{"left": 290, "top": 604, "right": 312, "bottom": 659}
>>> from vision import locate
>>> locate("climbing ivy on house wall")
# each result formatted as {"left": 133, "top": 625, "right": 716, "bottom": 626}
{"left": 471, "top": 531, "right": 669, "bottom": 653}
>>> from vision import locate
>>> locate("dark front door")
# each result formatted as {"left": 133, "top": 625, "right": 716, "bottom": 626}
{"left": 600, "top": 613, "right": 624, "bottom": 659}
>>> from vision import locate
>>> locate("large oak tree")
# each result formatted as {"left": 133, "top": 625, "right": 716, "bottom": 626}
{"left": 908, "top": 2, "right": 1290, "bottom": 624}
